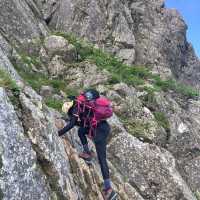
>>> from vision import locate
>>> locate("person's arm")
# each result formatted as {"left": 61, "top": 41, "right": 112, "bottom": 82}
{"left": 58, "top": 115, "right": 77, "bottom": 136}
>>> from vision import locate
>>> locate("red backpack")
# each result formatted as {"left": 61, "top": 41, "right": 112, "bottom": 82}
{"left": 75, "top": 93, "right": 113, "bottom": 138}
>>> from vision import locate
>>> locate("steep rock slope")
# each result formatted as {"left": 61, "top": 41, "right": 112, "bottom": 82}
{"left": 0, "top": 0, "right": 200, "bottom": 200}
{"left": 0, "top": 32, "right": 199, "bottom": 199}
{"left": 40, "top": 0, "right": 200, "bottom": 88}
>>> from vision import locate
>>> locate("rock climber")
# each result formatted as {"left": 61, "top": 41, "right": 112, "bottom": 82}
{"left": 58, "top": 89, "right": 117, "bottom": 200}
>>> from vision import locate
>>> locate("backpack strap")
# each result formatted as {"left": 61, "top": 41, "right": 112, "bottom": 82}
{"left": 74, "top": 93, "right": 109, "bottom": 139}
{"left": 88, "top": 116, "right": 98, "bottom": 139}
{"left": 73, "top": 95, "right": 83, "bottom": 121}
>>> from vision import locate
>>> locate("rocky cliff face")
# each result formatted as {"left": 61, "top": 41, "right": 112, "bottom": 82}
{"left": 40, "top": 0, "right": 200, "bottom": 88}
{"left": 0, "top": 0, "right": 200, "bottom": 200}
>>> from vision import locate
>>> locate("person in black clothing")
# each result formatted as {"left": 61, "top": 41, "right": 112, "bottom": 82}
{"left": 58, "top": 89, "right": 117, "bottom": 200}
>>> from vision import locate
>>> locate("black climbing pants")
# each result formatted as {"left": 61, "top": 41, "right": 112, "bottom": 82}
{"left": 78, "top": 121, "right": 110, "bottom": 180}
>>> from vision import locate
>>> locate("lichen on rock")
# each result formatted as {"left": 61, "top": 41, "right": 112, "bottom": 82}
{"left": 0, "top": 0, "right": 200, "bottom": 199}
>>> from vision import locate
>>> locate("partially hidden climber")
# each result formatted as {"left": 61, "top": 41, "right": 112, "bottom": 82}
{"left": 58, "top": 89, "right": 117, "bottom": 200}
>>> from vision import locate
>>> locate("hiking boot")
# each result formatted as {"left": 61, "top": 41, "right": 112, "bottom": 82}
{"left": 102, "top": 188, "right": 117, "bottom": 200}
{"left": 78, "top": 152, "right": 93, "bottom": 164}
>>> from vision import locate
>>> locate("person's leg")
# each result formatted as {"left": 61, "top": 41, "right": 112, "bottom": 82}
{"left": 93, "top": 121, "right": 111, "bottom": 189}
{"left": 95, "top": 140, "right": 111, "bottom": 188}
{"left": 78, "top": 127, "right": 90, "bottom": 153}
{"left": 94, "top": 122, "right": 117, "bottom": 199}
{"left": 78, "top": 127, "right": 93, "bottom": 162}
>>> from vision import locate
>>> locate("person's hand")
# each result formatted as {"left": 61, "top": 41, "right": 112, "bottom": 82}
{"left": 58, "top": 130, "right": 63, "bottom": 137}
{"left": 55, "top": 118, "right": 65, "bottom": 129}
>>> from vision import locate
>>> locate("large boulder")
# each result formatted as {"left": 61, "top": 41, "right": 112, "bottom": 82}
{"left": 40, "top": 85, "right": 54, "bottom": 97}
{"left": 0, "top": 0, "right": 48, "bottom": 43}
{"left": 105, "top": 83, "right": 167, "bottom": 143}
{"left": 44, "top": 35, "right": 77, "bottom": 62}
{"left": 0, "top": 88, "right": 51, "bottom": 200}
{"left": 0, "top": 34, "right": 22, "bottom": 82}
{"left": 47, "top": 55, "right": 66, "bottom": 76}
{"left": 61, "top": 61, "right": 110, "bottom": 88}
{"left": 42, "top": 0, "right": 137, "bottom": 64}
{"left": 153, "top": 92, "right": 200, "bottom": 192}
{"left": 107, "top": 115, "right": 196, "bottom": 200}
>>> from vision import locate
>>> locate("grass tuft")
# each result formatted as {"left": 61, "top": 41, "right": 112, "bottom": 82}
{"left": 54, "top": 32, "right": 199, "bottom": 99}
{"left": 0, "top": 69, "right": 20, "bottom": 95}
{"left": 195, "top": 191, "right": 200, "bottom": 200}
{"left": 54, "top": 32, "right": 150, "bottom": 86}
{"left": 153, "top": 112, "right": 170, "bottom": 132}
{"left": 44, "top": 98, "right": 63, "bottom": 112}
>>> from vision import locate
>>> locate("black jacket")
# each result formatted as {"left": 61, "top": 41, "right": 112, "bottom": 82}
{"left": 58, "top": 104, "right": 93, "bottom": 136}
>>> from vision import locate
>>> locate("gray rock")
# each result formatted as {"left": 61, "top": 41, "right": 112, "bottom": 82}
{"left": 52, "top": 94, "right": 63, "bottom": 101}
{"left": 0, "top": 0, "right": 48, "bottom": 43}
{"left": 44, "top": 0, "right": 136, "bottom": 64}
{"left": 117, "top": 49, "right": 136, "bottom": 65}
{"left": 0, "top": 88, "right": 51, "bottom": 200}
{"left": 106, "top": 84, "right": 167, "bottom": 143}
{"left": 0, "top": 34, "right": 22, "bottom": 83}
{"left": 44, "top": 0, "right": 200, "bottom": 88}
{"left": 40, "top": 85, "right": 54, "bottom": 97}
{"left": 0, "top": 0, "right": 200, "bottom": 199}
{"left": 47, "top": 55, "right": 66, "bottom": 76}
{"left": 35, "top": 0, "right": 58, "bottom": 23}
{"left": 44, "top": 35, "right": 68, "bottom": 55}
{"left": 62, "top": 61, "right": 110, "bottom": 88}
{"left": 107, "top": 115, "right": 196, "bottom": 200}
{"left": 19, "top": 91, "right": 79, "bottom": 200}
{"left": 19, "top": 88, "right": 140, "bottom": 199}
{"left": 153, "top": 92, "right": 200, "bottom": 191}
{"left": 44, "top": 35, "right": 77, "bottom": 62}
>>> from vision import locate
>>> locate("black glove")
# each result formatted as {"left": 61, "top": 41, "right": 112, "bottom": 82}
{"left": 61, "top": 116, "right": 69, "bottom": 122}
{"left": 58, "top": 130, "right": 65, "bottom": 137}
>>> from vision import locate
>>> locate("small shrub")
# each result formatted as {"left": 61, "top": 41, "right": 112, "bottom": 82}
{"left": 45, "top": 98, "right": 63, "bottom": 112}
{"left": 142, "top": 89, "right": 158, "bottom": 112}
{"left": 20, "top": 54, "right": 41, "bottom": 68}
{"left": 108, "top": 74, "right": 121, "bottom": 84}
{"left": 154, "top": 112, "right": 170, "bottom": 132}
{"left": 195, "top": 191, "right": 200, "bottom": 200}
{"left": 120, "top": 117, "right": 152, "bottom": 139}
{"left": 153, "top": 77, "right": 199, "bottom": 98}
{"left": 175, "top": 82, "right": 199, "bottom": 98}
{"left": 0, "top": 69, "right": 20, "bottom": 95}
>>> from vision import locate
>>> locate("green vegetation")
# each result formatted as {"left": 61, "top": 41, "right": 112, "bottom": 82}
{"left": 55, "top": 32, "right": 151, "bottom": 86}
{"left": 140, "top": 88, "right": 171, "bottom": 132}
{"left": 12, "top": 54, "right": 79, "bottom": 111}
{"left": 54, "top": 32, "right": 199, "bottom": 98}
{"left": 153, "top": 76, "right": 199, "bottom": 98}
{"left": 13, "top": 55, "right": 78, "bottom": 94}
{"left": 0, "top": 69, "right": 20, "bottom": 95}
{"left": 153, "top": 112, "right": 170, "bottom": 132}
{"left": 45, "top": 98, "right": 63, "bottom": 112}
{"left": 195, "top": 191, "right": 200, "bottom": 200}
{"left": 120, "top": 117, "right": 153, "bottom": 141}
{"left": 142, "top": 88, "right": 158, "bottom": 112}
{"left": 20, "top": 54, "right": 42, "bottom": 69}
{"left": 9, "top": 31, "right": 199, "bottom": 114}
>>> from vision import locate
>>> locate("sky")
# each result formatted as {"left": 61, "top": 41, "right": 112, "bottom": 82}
{"left": 165, "top": 0, "right": 200, "bottom": 58}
